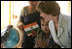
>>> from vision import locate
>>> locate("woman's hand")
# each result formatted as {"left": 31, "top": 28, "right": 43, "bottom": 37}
{"left": 17, "top": 21, "right": 23, "bottom": 30}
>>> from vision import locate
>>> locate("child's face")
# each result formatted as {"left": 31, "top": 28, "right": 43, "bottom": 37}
{"left": 41, "top": 19, "right": 50, "bottom": 34}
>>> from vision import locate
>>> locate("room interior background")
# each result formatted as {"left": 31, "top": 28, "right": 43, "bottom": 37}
{"left": 1, "top": 1, "right": 71, "bottom": 31}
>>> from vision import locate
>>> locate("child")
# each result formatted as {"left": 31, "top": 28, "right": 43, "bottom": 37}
{"left": 34, "top": 17, "right": 60, "bottom": 48}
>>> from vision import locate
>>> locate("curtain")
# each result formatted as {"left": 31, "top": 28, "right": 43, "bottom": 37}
{"left": 1, "top": 1, "right": 29, "bottom": 31}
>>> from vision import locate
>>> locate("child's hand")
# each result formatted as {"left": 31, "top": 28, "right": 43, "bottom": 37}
{"left": 7, "top": 25, "right": 13, "bottom": 29}
{"left": 1, "top": 43, "right": 4, "bottom": 48}
{"left": 36, "top": 39, "right": 46, "bottom": 48}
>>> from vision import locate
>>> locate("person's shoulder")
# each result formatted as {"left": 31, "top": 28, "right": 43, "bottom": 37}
{"left": 22, "top": 6, "right": 29, "bottom": 9}
{"left": 60, "top": 13, "right": 71, "bottom": 19}
{"left": 59, "top": 13, "right": 71, "bottom": 22}
{"left": 59, "top": 13, "right": 71, "bottom": 28}
{"left": 21, "top": 6, "right": 29, "bottom": 11}
{"left": 21, "top": 6, "right": 30, "bottom": 16}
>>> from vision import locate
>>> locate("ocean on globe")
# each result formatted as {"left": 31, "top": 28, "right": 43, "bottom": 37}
{"left": 1, "top": 26, "right": 20, "bottom": 48}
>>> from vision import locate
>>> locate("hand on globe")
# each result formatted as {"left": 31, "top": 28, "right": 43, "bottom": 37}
{"left": 17, "top": 21, "right": 23, "bottom": 30}
{"left": 1, "top": 43, "right": 5, "bottom": 48}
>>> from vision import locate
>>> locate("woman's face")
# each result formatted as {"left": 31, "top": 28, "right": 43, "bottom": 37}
{"left": 29, "top": 1, "right": 38, "bottom": 6}
{"left": 40, "top": 11, "right": 58, "bottom": 22}
{"left": 41, "top": 19, "right": 50, "bottom": 34}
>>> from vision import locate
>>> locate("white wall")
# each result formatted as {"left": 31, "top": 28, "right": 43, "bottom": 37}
{"left": 56, "top": 1, "right": 71, "bottom": 16}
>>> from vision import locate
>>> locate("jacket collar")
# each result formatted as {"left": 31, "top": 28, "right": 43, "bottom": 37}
{"left": 57, "top": 13, "right": 64, "bottom": 38}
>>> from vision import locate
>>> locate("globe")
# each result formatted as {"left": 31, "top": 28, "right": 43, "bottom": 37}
{"left": 1, "top": 26, "right": 23, "bottom": 48}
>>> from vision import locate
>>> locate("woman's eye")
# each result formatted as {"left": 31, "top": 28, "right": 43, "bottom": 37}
{"left": 41, "top": 24, "right": 44, "bottom": 26}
